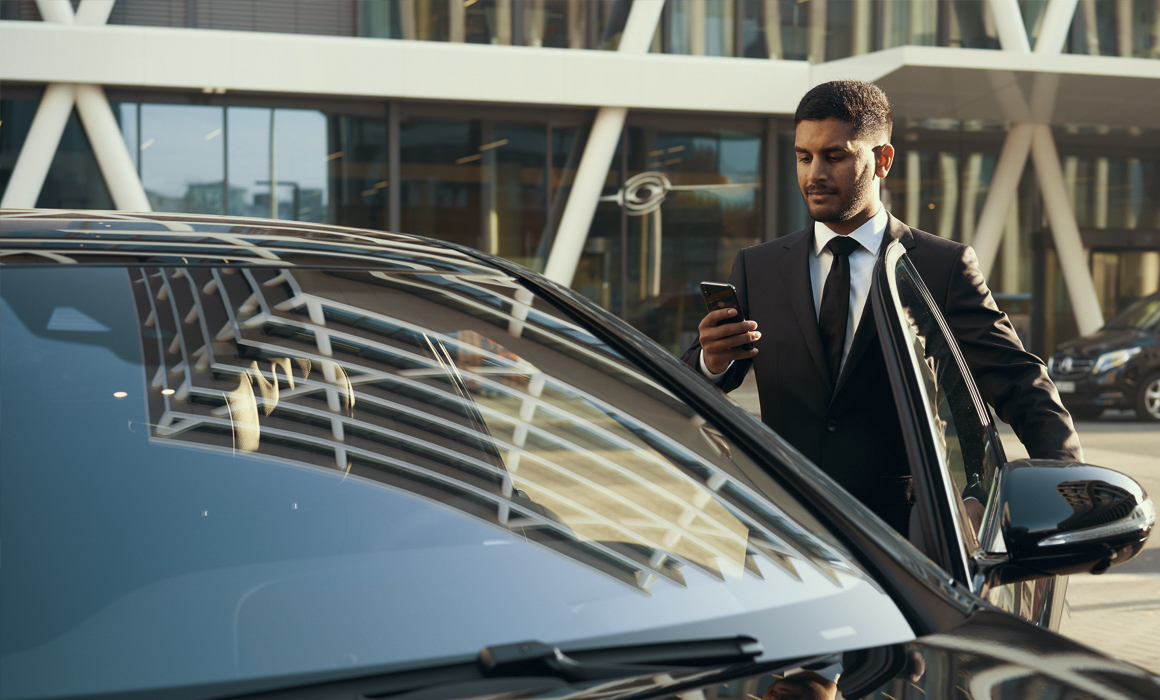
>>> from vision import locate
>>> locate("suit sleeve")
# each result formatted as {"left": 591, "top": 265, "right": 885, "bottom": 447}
{"left": 678, "top": 251, "right": 753, "bottom": 393}
{"left": 942, "top": 245, "right": 1083, "bottom": 462}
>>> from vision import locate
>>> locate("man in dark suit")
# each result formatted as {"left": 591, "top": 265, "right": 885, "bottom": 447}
{"left": 680, "top": 80, "right": 1082, "bottom": 536}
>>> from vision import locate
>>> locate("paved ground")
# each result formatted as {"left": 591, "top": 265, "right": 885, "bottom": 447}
{"left": 997, "top": 412, "right": 1160, "bottom": 673}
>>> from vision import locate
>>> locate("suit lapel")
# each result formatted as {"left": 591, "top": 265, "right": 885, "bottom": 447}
{"left": 775, "top": 228, "right": 834, "bottom": 389}
{"left": 832, "top": 214, "right": 915, "bottom": 397}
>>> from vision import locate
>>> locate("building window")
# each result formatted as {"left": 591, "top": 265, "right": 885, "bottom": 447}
{"left": 102, "top": 99, "right": 388, "bottom": 227}
{"left": 581, "top": 121, "right": 764, "bottom": 355}
{"left": 398, "top": 115, "right": 582, "bottom": 272}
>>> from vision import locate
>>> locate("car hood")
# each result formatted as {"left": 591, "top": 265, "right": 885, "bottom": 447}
{"left": 1055, "top": 327, "right": 1152, "bottom": 356}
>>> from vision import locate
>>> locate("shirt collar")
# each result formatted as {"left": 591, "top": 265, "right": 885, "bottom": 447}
{"left": 812, "top": 206, "right": 889, "bottom": 257}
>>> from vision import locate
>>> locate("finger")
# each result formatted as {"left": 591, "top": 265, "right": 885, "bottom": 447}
{"left": 704, "top": 319, "right": 757, "bottom": 342}
{"left": 714, "top": 330, "right": 760, "bottom": 351}
{"left": 703, "top": 328, "right": 760, "bottom": 356}
{"left": 699, "top": 307, "right": 739, "bottom": 329}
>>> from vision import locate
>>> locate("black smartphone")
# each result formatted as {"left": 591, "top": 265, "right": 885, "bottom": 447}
{"left": 699, "top": 281, "right": 753, "bottom": 350}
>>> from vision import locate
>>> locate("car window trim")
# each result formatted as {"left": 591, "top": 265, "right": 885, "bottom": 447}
{"left": 871, "top": 242, "right": 975, "bottom": 585}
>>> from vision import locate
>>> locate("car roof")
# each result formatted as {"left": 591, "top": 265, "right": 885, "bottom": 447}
{"left": 0, "top": 209, "right": 506, "bottom": 277}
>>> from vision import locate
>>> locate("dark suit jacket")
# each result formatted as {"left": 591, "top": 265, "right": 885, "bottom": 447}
{"left": 681, "top": 214, "right": 1082, "bottom": 534}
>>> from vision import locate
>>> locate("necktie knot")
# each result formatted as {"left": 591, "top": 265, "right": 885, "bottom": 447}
{"left": 826, "top": 236, "right": 860, "bottom": 257}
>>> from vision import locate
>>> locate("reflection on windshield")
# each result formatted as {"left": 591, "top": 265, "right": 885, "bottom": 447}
{"left": 1107, "top": 294, "right": 1160, "bottom": 329}
{"left": 129, "top": 265, "right": 857, "bottom": 593}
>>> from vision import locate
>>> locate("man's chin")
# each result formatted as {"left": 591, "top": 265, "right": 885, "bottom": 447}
{"left": 807, "top": 206, "right": 850, "bottom": 224}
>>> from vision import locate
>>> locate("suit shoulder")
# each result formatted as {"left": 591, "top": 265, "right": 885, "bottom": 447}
{"left": 908, "top": 226, "right": 967, "bottom": 252}
{"left": 741, "top": 228, "right": 811, "bottom": 256}
{"left": 906, "top": 226, "right": 971, "bottom": 268}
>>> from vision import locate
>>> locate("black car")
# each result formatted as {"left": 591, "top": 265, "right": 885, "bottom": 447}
{"left": 1049, "top": 291, "right": 1160, "bottom": 422}
{"left": 0, "top": 209, "right": 1156, "bottom": 700}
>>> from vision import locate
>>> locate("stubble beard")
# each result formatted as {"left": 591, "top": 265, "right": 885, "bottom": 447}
{"left": 806, "top": 164, "right": 875, "bottom": 225}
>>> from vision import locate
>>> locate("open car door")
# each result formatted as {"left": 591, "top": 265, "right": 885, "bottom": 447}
{"left": 869, "top": 239, "right": 1045, "bottom": 620}
{"left": 870, "top": 240, "right": 1154, "bottom": 629}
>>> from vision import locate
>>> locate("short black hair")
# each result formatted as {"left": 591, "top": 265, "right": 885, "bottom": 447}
{"left": 794, "top": 80, "right": 893, "bottom": 143}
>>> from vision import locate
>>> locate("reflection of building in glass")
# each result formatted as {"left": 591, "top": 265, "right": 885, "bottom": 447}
{"left": 1056, "top": 480, "right": 1137, "bottom": 532}
{"left": 80, "top": 230, "right": 854, "bottom": 594}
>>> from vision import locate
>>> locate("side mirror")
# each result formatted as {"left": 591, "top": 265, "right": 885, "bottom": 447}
{"left": 986, "top": 460, "right": 1155, "bottom": 585}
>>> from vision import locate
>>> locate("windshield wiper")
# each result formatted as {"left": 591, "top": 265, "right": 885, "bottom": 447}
{"left": 478, "top": 636, "right": 764, "bottom": 683}
{"left": 216, "top": 636, "right": 763, "bottom": 700}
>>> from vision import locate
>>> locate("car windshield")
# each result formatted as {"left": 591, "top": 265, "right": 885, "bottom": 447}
{"left": 1105, "top": 294, "right": 1160, "bottom": 330}
{"left": 0, "top": 262, "right": 911, "bottom": 700}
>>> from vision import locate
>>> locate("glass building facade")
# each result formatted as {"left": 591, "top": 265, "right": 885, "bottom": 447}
{"left": 4, "top": 0, "right": 1157, "bottom": 60}
{"left": 2, "top": 0, "right": 1158, "bottom": 359}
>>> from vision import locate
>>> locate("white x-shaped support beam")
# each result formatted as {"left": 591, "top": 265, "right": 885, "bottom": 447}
{"left": 975, "top": 0, "right": 1103, "bottom": 334}
{"left": 1, "top": 0, "right": 150, "bottom": 211}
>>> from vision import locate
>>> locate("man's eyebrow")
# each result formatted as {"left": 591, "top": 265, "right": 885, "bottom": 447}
{"left": 794, "top": 145, "right": 851, "bottom": 153}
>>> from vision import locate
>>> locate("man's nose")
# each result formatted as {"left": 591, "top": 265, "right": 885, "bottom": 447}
{"left": 805, "top": 159, "right": 829, "bottom": 183}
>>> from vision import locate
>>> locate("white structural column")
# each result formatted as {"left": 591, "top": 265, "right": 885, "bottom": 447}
{"left": 986, "top": 0, "right": 1032, "bottom": 52}
{"left": 905, "top": 152, "right": 921, "bottom": 226}
{"left": 35, "top": 0, "right": 75, "bottom": 24}
{"left": 1030, "top": 127, "right": 1104, "bottom": 334}
{"left": 74, "top": 0, "right": 116, "bottom": 25}
{"left": 851, "top": 0, "right": 871, "bottom": 57}
{"left": 762, "top": 0, "right": 783, "bottom": 58}
{"left": 689, "top": 0, "right": 707, "bottom": 56}
{"left": 5, "top": 0, "right": 152, "bottom": 211}
{"left": 1, "top": 0, "right": 77, "bottom": 207}
{"left": 938, "top": 154, "right": 959, "bottom": 239}
{"left": 75, "top": 84, "right": 151, "bottom": 210}
{"left": 1002, "top": 197, "right": 1022, "bottom": 293}
{"left": 808, "top": 0, "right": 827, "bottom": 63}
{"left": 542, "top": 0, "right": 666, "bottom": 287}
{"left": 960, "top": 153, "right": 983, "bottom": 245}
{"left": 0, "top": 83, "right": 76, "bottom": 208}
{"left": 971, "top": 123, "right": 1034, "bottom": 276}
{"left": 1030, "top": 0, "right": 1103, "bottom": 332}
{"left": 974, "top": 0, "right": 1104, "bottom": 334}
{"left": 972, "top": 0, "right": 1033, "bottom": 277}
{"left": 1035, "top": 0, "right": 1081, "bottom": 54}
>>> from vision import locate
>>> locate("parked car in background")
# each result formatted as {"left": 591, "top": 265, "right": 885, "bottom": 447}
{"left": 1049, "top": 291, "right": 1160, "bottom": 422}
{"left": 0, "top": 210, "right": 1156, "bottom": 700}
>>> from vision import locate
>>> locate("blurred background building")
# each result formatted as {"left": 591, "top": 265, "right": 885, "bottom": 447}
{"left": 2, "top": 0, "right": 1158, "bottom": 357}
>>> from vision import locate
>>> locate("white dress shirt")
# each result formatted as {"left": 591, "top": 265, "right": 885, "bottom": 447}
{"left": 700, "top": 206, "right": 888, "bottom": 379}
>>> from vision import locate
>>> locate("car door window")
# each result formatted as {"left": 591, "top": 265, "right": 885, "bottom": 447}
{"left": 874, "top": 243, "right": 1008, "bottom": 577}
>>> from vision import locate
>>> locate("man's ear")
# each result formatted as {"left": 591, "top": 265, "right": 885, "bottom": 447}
{"left": 875, "top": 143, "right": 895, "bottom": 178}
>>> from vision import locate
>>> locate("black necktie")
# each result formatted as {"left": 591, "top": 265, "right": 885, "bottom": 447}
{"left": 818, "top": 236, "right": 860, "bottom": 381}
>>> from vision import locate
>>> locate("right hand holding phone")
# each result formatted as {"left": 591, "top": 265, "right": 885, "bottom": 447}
{"left": 698, "top": 308, "right": 760, "bottom": 375}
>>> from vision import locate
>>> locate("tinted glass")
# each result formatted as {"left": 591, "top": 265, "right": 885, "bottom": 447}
{"left": 1106, "top": 293, "right": 1160, "bottom": 330}
{"left": 887, "top": 256, "right": 1005, "bottom": 552}
{"left": 0, "top": 260, "right": 910, "bottom": 699}
{"left": 140, "top": 103, "right": 226, "bottom": 214}
{"left": 399, "top": 117, "right": 581, "bottom": 272}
